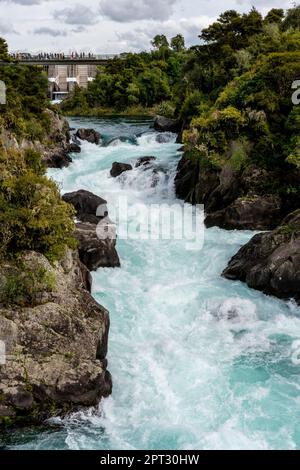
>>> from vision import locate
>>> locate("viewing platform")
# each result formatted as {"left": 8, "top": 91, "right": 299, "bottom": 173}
{"left": 6, "top": 54, "right": 120, "bottom": 66}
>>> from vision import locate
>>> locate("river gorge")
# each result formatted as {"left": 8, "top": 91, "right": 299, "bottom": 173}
{"left": 2, "top": 117, "right": 300, "bottom": 451}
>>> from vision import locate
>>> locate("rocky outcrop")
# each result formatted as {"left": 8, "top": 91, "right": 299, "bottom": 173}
{"left": 68, "top": 142, "right": 81, "bottom": 153}
{"left": 222, "top": 210, "right": 300, "bottom": 303}
{"left": 154, "top": 116, "right": 180, "bottom": 133}
{"left": 0, "top": 109, "right": 75, "bottom": 169}
{"left": 63, "top": 190, "right": 120, "bottom": 271}
{"left": 75, "top": 128, "right": 101, "bottom": 145}
{"left": 110, "top": 162, "right": 133, "bottom": 177}
{"left": 0, "top": 250, "right": 112, "bottom": 425}
{"left": 63, "top": 190, "right": 108, "bottom": 225}
{"left": 135, "top": 156, "right": 156, "bottom": 167}
{"left": 205, "top": 194, "right": 282, "bottom": 231}
{"left": 75, "top": 222, "right": 120, "bottom": 271}
{"left": 175, "top": 155, "right": 220, "bottom": 206}
{"left": 175, "top": 152, "right": 299, "bottom": 231}
{"left": 41, "top": 109, "right": 73, "bottom": 168}
{"left": 42, "top": 148, "right": 73, "bottom": 169}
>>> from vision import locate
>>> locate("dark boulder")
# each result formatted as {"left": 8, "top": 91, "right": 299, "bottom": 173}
{"left": 63, "top": 190, "right": 108, "bottom": 225}
{"left": 75, "top": 222, "right": 120, "bottom": 271}
{"left": 110, "top": 162, "right": 133, "bottom": 177}
{"left": 175, "top": 155, "right": 220, "bottom": 205}
{"left": 42, "top": 149, "right": 72, "bottom": 169}
{"left": 68, "top": 142, "right": 81, "bottom": 153}
{"left": 135, "top": 156, "right": 157, "bottom": 168}
{"left": 222, "top": 210, "right": 300, "bottom": 303}
{"left": 205, "top": 194, "right": 282, "bottom": 231}
{"left": 154, "top": 116, "right": 180, "bottom": 133}
{"left": 75, "top": 128, "right": 101, "bottom": 145}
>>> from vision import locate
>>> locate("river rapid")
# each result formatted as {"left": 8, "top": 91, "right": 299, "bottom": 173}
{"left": 3, "top": 117, "right": 300, "bottom": 450}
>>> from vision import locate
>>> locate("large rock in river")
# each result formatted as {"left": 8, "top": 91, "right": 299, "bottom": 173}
{"left": 75, "top": 222, "right": 120, "bottom": 271}
{"left": 222, "top": 210, "right": 300, "bottom": 303}
{"left": 63, "top": 190, "right": 120, "bottom": 270}
{"left": 110, "top": 162, "right": 133, "bottom": 177}
{"left": 0, "top": 250, "right": 112, "bottom": 425}
{"left": 75, "top": 128, "right": 101, "bottom": 145}
{"left": 63, "top": 190, "right": 108, "bottom": 224}
{"left": 154, "top": 116, "right": 180, "bottom": 133}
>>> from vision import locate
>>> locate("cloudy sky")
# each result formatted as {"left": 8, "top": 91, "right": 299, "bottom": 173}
{"left": 0, "top": 0, "right": 296, "bottom": 54}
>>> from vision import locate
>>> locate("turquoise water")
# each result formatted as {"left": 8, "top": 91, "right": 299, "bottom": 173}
{"left": 3, "top": 117, "right": 300, "bottom": 450}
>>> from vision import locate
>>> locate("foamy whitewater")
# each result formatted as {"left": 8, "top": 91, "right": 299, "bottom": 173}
{"left": 3, "top": 117, "right": 300, "bottom": 450}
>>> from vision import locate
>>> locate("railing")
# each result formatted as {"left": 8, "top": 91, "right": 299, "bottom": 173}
{"left": 8, "top": 53, "right": 120, "bottom": 62}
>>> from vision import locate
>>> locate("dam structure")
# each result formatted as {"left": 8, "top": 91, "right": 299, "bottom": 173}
{"left": 5, "top": 53, "right": 119, "bottom": 101}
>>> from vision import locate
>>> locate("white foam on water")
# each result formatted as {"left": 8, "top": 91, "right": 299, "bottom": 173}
{"left": 7, "top": 118, "right": 300, "bottom": 450}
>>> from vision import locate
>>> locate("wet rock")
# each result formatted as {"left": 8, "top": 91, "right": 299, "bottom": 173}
{"left": 205, "top": 194, "right": 282, "bottom": 231}
{"left": 154, "top": 116, "right": 180, "bottom": 133}
{"left": 75, "top": 222, "right": 120, "bottom": 271}
{"left": 155, "top": 133, "right": 174, "bottom": 144}
{"left": 222, "top": 210, "right": 300, "bottom": 303}
{"left": 68, "top": 142, "right": 81, "bottom": 153}
{"left": 63, "top": 190, "right": 108, "bottom": 225}
{"left": 110, "top": 162, "right": 133, "bottom": 177}
{"left": 135, "top": 156, "right": 157, "bottom": 168}
{"left": 175, "top": 155, "right": 220, "bottom": 205}
{"left": 63, "top": 190, "right": 121, "bottom": 270}
{"left": 205, "top": 165, "right": 240, "bottom": 214}
{"left": 75, "top": 128, "right": 101, "bottom": 145}
{"left": 42, "top": 148, "right": 72, "bottom": 169}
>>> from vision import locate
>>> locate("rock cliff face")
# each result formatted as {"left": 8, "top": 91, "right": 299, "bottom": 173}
{"left": 222, "top": 210, "right": 300, "bottom": 303}
{"left": 0, "top": 250, "right": 112, "bottom": 425}
{"left": 0, "top": 109, "right": 75, "bottom": 169}
{"left": 175, "top": 153, "right": 300, "bottom": 231}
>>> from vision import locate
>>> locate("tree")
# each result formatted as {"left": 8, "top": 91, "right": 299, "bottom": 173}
{"left": 264, "top": 8, "right": 284, "bottom": 25}
{"left": 170, "top": 34, "right": 185, "bottom": 52}
{"left": 199, "top": 8, "right": 263, "bottom": 50}
{"left": 282, "top": 5, "right": 300, "bottom": 31}
{"left": 0, "top": 37, "right": 8, "bottom": 61}
{"left": 151, "top": 34, "right": 169, "bottom": 49}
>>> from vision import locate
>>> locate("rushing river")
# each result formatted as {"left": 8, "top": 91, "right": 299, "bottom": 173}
{"left": 3, "top": 117, "right": 300, "bottom": 450}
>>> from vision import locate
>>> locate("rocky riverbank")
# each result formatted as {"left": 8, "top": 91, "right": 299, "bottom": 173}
{"left": 0, "top": 109, "right": 79, "bottom": 169}
{"left": 0, "top": 249, "right": 112, "bottom": 425}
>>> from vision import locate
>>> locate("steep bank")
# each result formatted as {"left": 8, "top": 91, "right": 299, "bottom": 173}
{"left": 0, "top": 109, "right": 75, "bottom": 169}
{"left": 175, "top": 154, "right": 300, "bottom": 229}
{"left": 0, "top": 250, "right": 111, "bottom": 425}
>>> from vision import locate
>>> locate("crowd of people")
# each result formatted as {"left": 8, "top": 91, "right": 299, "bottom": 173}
{"left": 9, "top": 52, "right": 97, "bottom": 60}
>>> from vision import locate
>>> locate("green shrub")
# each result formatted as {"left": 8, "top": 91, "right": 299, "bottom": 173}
{"left": 0, "top": 262, "right": 56, "bottom": 307}
{"left": 0, "top": 149, "right": 76, "bottom": 262}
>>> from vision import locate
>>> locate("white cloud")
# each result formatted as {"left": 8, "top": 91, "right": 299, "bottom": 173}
{"left": 117, "top": 16, "right": 213, "bottom": 51}
{"left": 0, "top": 19, "right": 18, "bottom": 34}
{"left": 100, "top": 0, "right": 178, "bottom": 22}
{"left": 34, "top": 27, "right": 67, "bottom": 36}
{"left": 54, "top": 4, "right": 99, "bottom": 25}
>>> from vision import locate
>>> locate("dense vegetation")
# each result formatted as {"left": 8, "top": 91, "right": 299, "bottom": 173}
{"left": 0, "top": 38, "right": 75, "bottom": 266}
{"left": 0, "top": 38, "right": 52, "bottom": 140}
{"left": 62, "top": 6, "right": 300, "bottom": 176}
